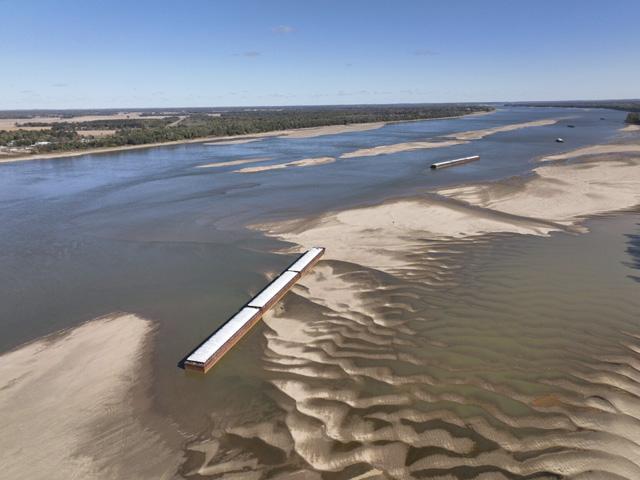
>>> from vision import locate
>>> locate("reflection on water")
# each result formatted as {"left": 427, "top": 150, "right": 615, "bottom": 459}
{"left": 184, "top": 213, "right": 640, "bottom": 479}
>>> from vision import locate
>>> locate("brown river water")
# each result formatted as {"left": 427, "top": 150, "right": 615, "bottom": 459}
{"left": 1, "top": 107, "right": 639, "bottom": 479}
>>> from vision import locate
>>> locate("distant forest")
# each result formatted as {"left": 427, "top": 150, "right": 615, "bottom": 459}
{"left": 507, "top": 100, "right": 640, "bottom": 113}
{"left": 0, "top": 104, "right": 493, "bottom": 154}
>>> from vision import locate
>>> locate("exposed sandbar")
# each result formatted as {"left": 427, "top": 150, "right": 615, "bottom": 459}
{"left": 338, "top": 118, "right": 560, "bottom": 159}
{"left": 279, "top": 122, "right": 385, "bottom": 139}
{"left": 256, "top": 145, "right": 640, "bottom": 273}
{"left": 541, "top": 144, "right": 640, "bottom": 162}
{"left": 0, "top": 314, "right": 179, "bottom": 479}
{"left": 340, "top": 140, "right": 463, "bottom": 159}
{"left": 196, "top": 156, "right": 273, "bottom": 168}
{"left": 236, "top": 156, "right": 335, "bottom": 173}
{"left": 439, "top": 156, "right": 640, "bottom": 226}
{"left": 446, "top": 118, "right": 560, "bottom": 141}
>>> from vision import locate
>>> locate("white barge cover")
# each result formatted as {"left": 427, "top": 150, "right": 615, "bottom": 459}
{"left": 185, "top": 307, "right": 260, "bottom": 365}
{"left": 248, "top": 270, "right": 298, "bottom": 308}
{"left": 431, "top": 155, "right": 480, "bottom": 169}
{"left": 286, "top": 247, "right": 324, "bottom": 272}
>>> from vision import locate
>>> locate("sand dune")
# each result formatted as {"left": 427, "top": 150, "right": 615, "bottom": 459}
{"left": 236, "top": 156, "right": 335, "bottom": 173}
{"left": 0, "top": 314, "right": 179, "bottom": 480}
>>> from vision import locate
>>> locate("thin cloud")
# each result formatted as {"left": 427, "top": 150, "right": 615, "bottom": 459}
{"left": 234, "top": 51, "right": 261, "bottom": 58}
{"left": 272, "top": 25, "right": 295, "bottom": 34}
{"left": 413, "top": 48, "right": 438, "bottom": 56}
{"left": 52, "top": 83, "right": 68, "bottom": 88}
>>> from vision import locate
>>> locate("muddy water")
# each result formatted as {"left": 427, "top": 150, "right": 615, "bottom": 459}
{"left": 0, "top": 107, "right": 638, "bottom": 478}
{"left": 184, "top": 213, "right": 640, "bottom": 479}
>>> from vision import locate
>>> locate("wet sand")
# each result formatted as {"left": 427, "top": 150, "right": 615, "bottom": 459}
{"left": 3, "top": 106, "right": 639, "bottom": 479}
{"left": 0, "top": 314, "right": 180, "bottom": 479}
{"left": 227, "top": 140, "right": 640, "bottom": 477}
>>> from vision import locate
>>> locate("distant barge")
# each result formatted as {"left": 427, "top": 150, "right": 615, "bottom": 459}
{"left": 184, "top": 247, "right": 325, "bottom": 373}
{"left": 431, "top": 155, "right": 480, "bottom": 169}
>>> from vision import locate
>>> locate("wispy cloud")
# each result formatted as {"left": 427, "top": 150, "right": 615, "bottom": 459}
{"left": 234, "top": 51, "right": 261, "bottom": 58}
{"left": 52, "top": 83, "right": 68, "bottom": 88}
{"left": 272, "top": 25, "right": 295, "bottom": 34}
{"left": 413, "top": 48, "right": 438, "bottom": 56}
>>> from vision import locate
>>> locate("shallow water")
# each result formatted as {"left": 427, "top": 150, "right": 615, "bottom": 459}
{"left": 0, "top": 106, "right": 637, "bottom": 478}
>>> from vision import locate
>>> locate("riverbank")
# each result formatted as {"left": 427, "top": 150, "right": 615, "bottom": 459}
{"left": 0, "top": 109, "right": 494, "bottom": 165}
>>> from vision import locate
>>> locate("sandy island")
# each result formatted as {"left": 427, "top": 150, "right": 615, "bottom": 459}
{"left": 236, "top": 156, "right": 335, "bottom": 173}
{"left": 196, "top": 156, "right": 273, "bottom": 168}
{"left": 338, "top": 118, "right": 560, "bottom": 159}
{"left": 256, "top": 138, "right": 640, "bottom": 273}
{"left": 0, "top": 314, "right": 180, "bottom": 479}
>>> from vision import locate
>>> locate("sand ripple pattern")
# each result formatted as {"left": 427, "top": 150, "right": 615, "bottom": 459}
{"left": 183, "top": 222, "right": 640, "bottom": 479}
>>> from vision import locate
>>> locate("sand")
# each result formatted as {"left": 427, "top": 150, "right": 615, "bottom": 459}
{"left": 257, "top": 144, "right": 640, "bottom": 273}
{"left": 0, "top": 313, "right": 180, "bottom": 479}
{"left": 445, "top": 118, "right": 560, "bottom": 141}
{"left": 340, "top": 140, "right": 463, "bottom": 159}
{"left": 196, "top": 156, "right": 273, "bottom": 168}
{"left": 439, "top": 156, "right": 640, "bottom": 226}
{"left": 236, "top": 156, "right": 335, "bottom": 173}
{"left": 279, "top": 122, "right": 385, "bottom": 139}
{"left": 621, "top": 124, "right": 640, "bottom": 132}
{"left": 541, "top": 144, "right": 640, "bottom": 162}
{"left": 338, "top": 118, "right": 559, "bottom": 159}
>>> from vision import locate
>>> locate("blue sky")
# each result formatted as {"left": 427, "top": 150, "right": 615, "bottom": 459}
{"left": 1, "top": 0, "right": 639, "bottom": 109}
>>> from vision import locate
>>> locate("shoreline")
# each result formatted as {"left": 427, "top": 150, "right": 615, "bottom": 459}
{"left": 0, "top": 109, "right": 495, "bottom": 165}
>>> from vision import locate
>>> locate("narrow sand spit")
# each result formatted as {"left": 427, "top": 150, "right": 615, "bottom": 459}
{"left": 196, "top": 156, "right": 273, "bottom": 168}
{"left": 340, "top": 140, "right": 463, "bottom": 159}
{"left": 541, "top": 144, "right": 640, "bottom": 162}
{"left": 621, "top": 124, "right": 640, "bottom": 132}
{"left": 279, "top": 122, "right": 385, "bottom": 139}
{"left": 0, "top": 314, "right": 179, "bottom": 480}
{"left": 446, "top": 118, "right": 560, "bottom": 141}
{"left": 236, "top": 156, "right": 335, "bottom": 173}
{"left": 338, "top": 118, "right": 559, "bottom": 159}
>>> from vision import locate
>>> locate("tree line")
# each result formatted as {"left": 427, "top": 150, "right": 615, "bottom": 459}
{"left": 1, "top": 104, "right": 493, "bottom": 153}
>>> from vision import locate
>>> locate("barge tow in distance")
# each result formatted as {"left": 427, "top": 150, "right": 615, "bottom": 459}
{"left": 430, "top": 155, "right": 480, "bottom": 170}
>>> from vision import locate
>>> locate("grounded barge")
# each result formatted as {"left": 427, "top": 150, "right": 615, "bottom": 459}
{"left": 184, "top": 247, "right": 325, "bottom": 373}
{"left": 431, "top": 155, "right": 480, "bottom": 169}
